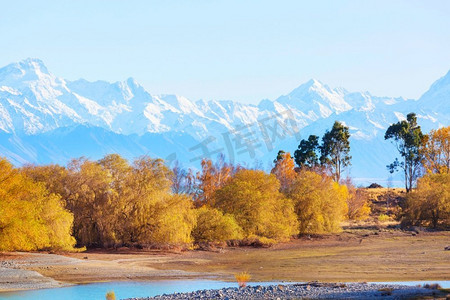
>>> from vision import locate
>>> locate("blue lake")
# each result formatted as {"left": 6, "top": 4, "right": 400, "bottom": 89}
{"left": 0, "top": 280, "right": 448, "bottom": 300}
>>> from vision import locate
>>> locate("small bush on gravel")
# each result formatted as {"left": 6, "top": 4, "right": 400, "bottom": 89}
{"left": 234, "top": 271, "right": 251, "bottom": 288}
{"left": 105, "top": 290, "right": 116, "bottom": 300}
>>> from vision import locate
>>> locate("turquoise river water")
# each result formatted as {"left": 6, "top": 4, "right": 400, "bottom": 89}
{"left": 0, "top": 280, "right": 448, "bottom": 300}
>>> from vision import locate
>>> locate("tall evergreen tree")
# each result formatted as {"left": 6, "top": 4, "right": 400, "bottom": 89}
{"left": 294, "top": 135, "right": 320, "bottom": 168}
{"left": 320, "top": 121, "right": 351, "bottom": 182}
{"left": 385, "top": 112, "right": 424, "bottom": 192}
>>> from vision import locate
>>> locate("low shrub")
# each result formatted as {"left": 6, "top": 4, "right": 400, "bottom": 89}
{"left": 105, "top": 291, "right": 116, "bottom": 300}
{"left": 241, "top": 235, "right": 276, "bottom": 247}
{"left": 234, "top": 271, "right": 251, "bottom": 288}
{"left": 378, "top": 214, "right": 390, "bottom": 222}
{"left": 192, "top": 206, "right": 243, "bottom": 243}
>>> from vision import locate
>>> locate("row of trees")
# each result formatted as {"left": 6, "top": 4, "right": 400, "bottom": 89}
{"left": 292, "top": 115, "right": 449, "bottom": 228}
{"left": 0, "top": 149, "right": 356, "bottom": 251}
{"left": 0, "top": 117, "right": 447, "bottom": 251}
{"left": 293, "top": 114, "right": 449, "bottom": 192}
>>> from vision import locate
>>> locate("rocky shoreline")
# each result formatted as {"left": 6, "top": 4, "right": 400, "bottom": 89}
{"left": 127, "top": 282, "right": 438, "bottom": 300}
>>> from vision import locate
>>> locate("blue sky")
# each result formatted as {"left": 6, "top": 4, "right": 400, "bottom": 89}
{"left": 1, "top": 0, "right": 449, "bottom": 103}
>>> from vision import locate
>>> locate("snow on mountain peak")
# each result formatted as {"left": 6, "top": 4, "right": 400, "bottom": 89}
{"left": 0, "top": 58, "right": 448, "bottom": 144}
{"left": 292, "top": 78, "right": 326, "bottom": 94}
{"left": 0, "top": 58, "right": 62, "bottom": 95}
{"left": 6, "top": 58, "right": 49, "bottom": 75}
{"left": 0, "top": 58, "right": 449, "bottom": 186}
{"left": 18, "top": 58, "right": 49, "bottom": 73}
{"left": 275, "top": 78, "right": 352, "bottom": 118}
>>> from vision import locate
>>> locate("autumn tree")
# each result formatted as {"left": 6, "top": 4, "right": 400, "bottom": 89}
{"left": 320, "top": 121, "right": 351, "bottom": 183}
{"left": 25, "top": 156, "right": 127, "bottom": 247}
{"left": 214, "top": 169, "right": 298, "bottom": 241}
{"left": 421, "top": 126, "right": 450, "bottom": 174}
{"left": 271, "top": 151, "right": 297, "bottom": 193}
{"left": 0, "top": 158, "right": 75, "bottom": 251}
{"left": 21, "top": 163, "right": 69, "bottom": 196}
{"left": 402, "top": 173, "right": 450, "bottom": 228}
{"left": 97, "top": 154, "right": 133, "bottom": 244}
{"left": 146, "top": 194, "right": 196, "bottom": 245}
{"left": 294, "top": 135, "right": 320, "bottom": 169}
{"left": 124, "top": 156, "right": 196, "bottom": 246}
{"left": 287, "top": 171, "right": 348, "bottom": 234}
{"left": 385, "top": 113, "right": 424, "bottom": 192}
{"left": 26, "top": 154, "right": 197, "bottom": 248}
{"left": 63, "top": 157, "right": 116, "bottom": 247}
{"left": 192, "top": 206, "right": 243, "bottom": 243}
{"left": 195, "top": 156, "right": 234, "bottom": 207}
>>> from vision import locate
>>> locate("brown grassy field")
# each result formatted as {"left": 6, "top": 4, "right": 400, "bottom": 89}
{"left": 8, "top": 229, "right": 445, "bottom": 285}
{"left": 138, "top": 230, "right": 450, "bottom": 283}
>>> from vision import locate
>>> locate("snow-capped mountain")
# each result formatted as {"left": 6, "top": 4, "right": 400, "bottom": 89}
{"left": 0, "top": 58, "right": 448, "bottom": 185}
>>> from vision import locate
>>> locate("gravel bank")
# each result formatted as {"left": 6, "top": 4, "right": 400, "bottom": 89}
{"left": 128, "top": 282, "right": 436, "bottom": 299}
{"left": 0, "top": 253, "right": 79, "bottom": 291}
{"left": 0, "top": 267, "right": 70, "bottom": 291}
{"left": 0, "top": 252, "right": 203, "bottom": 292}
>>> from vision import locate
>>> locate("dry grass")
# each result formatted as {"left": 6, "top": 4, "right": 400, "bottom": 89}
{"left": 364, "top": 187, "right": 405, "bottom": 217}
{"left": 139, "top": 230, "right": 450, "bottom": 283}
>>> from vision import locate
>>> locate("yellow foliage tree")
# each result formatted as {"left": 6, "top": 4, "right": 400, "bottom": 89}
{"left": 215, "top": 169, "right": 298, "bottom": 241}
{"left": 422, "top": 126, "right": 450, "bottom": 174}
{"left": 403, "top": 173, "right": 450, "bottom": 228}
{"left": 0, "top": 158, "right": 75, "bottom": 251}
{"left": 124, "top": 156, "right": 196, "bottom": 246}
{"left": 21, "top": 163, "right": 69, "bottom": 196}
{"left": 63, "top": 157, "right": 118, "bottom": 247}
{"left": 195, "top": 157, "right": 234, "bottom": 207}
{"left": 271, "top": 151, "right": 297, "bottom": 193}
{"left": 192, "top": 206, "right": 243, "bottom": 243}
{"left": 25, "top": 154, "right": 197, "bottom": 248}
{"left": 287, "top": 171, "right": 348, "bottom": 234}
{"left": 148, "top": 194, "right": 197, "bottom": 245}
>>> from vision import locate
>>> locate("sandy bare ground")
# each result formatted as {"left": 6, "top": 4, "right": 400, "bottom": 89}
{"left": 0, "top": 230, "right": 449, "bottom": 292}
{"left": 0, "top": 251, "right": 201, "bottom": 292}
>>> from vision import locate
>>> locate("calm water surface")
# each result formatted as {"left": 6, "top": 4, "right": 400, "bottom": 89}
{"left": 0, "top": 280, "right": 448, "bottom": 300}
{"left": 0, "top": 280, "right": 275, "bottom": 300}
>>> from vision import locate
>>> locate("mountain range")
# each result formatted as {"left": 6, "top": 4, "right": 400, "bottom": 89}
{"left": 0, "top": 58, "right": 449, "bottom": 186}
